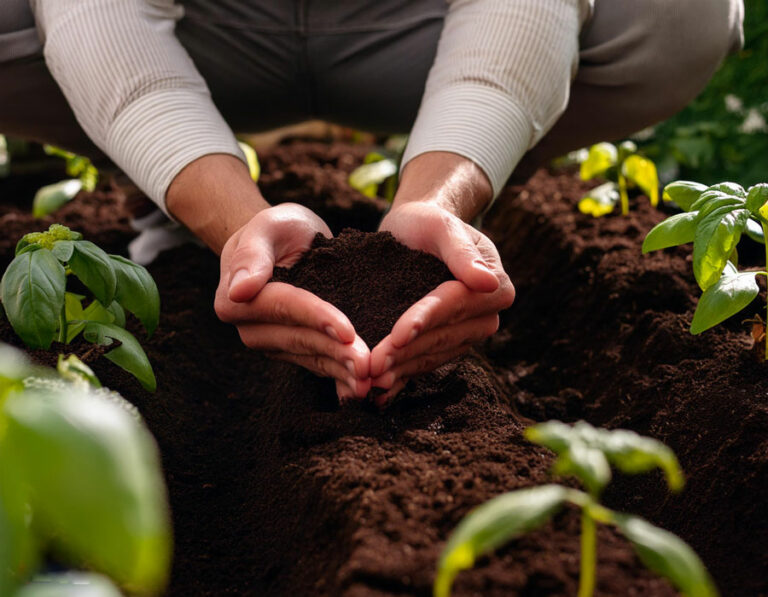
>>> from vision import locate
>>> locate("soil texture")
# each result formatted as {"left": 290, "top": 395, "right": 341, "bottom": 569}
{"left": 1, "top": 141, "right": 766, "bottom": 596}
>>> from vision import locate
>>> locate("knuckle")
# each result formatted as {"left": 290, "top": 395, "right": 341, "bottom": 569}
{"left": 270, "top": 298, "right": 291, "bottom": 323}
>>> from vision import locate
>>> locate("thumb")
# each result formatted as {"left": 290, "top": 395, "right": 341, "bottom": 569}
{"left": 227, "top": 236, "right": 276, "bottom": 302}
{"left": 436, "top": 222, "right": 499, "bottom": 293}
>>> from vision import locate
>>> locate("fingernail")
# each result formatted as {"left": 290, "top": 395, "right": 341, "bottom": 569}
{"left": 325, "top": 326, "right": 341, "bottom": 342}
{"left": 383, "top": 356, "right": 394, "bottom": 371}
{"left": 345, "top": 359, "right": 355, "bottom": 375}
{"left": 229, "top": 269, "right": 250, "bottom": 291}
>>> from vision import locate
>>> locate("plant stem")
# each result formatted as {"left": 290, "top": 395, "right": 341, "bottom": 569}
{"left": 58, "top": 302, "right": 68, "bottom": 344}
{"left": 618, "top": 174, "right": 629, "bottom": 216}
{"left": 763, "top": 221, "right": 768, "bottom": 361}
{"left": 577, "top": 511, "right": 597, "bottom": 597}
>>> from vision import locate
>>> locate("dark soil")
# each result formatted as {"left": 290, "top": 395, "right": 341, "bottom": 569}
{"left": 1, "top": 140, "right": 766, "bottom": 596}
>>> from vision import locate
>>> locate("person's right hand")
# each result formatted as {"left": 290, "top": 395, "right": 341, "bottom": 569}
{"left": 214, "top": 203, "right": 371, "bottom": 401}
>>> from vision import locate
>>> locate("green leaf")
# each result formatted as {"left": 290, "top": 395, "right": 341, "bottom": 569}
{"left": 13, "top": 573, "right": 123, "bottom": 597}
{"left": 83, "top": 322, "right": 156, "bottom": 391}
{"left": 237, "top": 141, "right": 260, "bottom": 182}
{"left": 349, "top": 159, "right": 398, "bottom": 198}
{"left": 615, "top": 515, "right": 718, "bottom": 597}
{"left": 690, "top": 270, "right": 759, "bottom": 335}
{"left": 745, "top": 183, "right": 768, "bottom": 215}
{"left": 0, "top": 343, "right": 31, "bottom": 402}
{"left": 109, "top": 255, "right": 160, "bottom": 336}
{"left": 31, "top": 180, "right": 82, "bottom": 219}
{"left": 552, "top": 441, "right": 611, "bottom": 496}
{"left": 68, "top": 242, "right": 117, "bottom": 307}
{"left": 50, "top": 241, "right": 74, "bottom": 263}
{"left": 64, "top": 293, "right": 86, "bottom": 343}
{"left": 3, "top": 386, "right": 171, "bottom": 594}
{"left": 642, "top": 212, "right": 698, "bottom": 253}
{"left": 622, "top": 155, "right": 659, "bottom": 206}
{"left": 580, "top": 143, "right": 617, "bottom": 180}
{"left": 745, "top": 219, "right": 765, "bottom": 244}
{"left": 707, "top": 182, "right": 745, "bottom": 198}
{"left": 106, "top": 301, "right": 126, "bottom": 328}
{"left": 578, "top": 182, "right": 619, "bottom": 217}
{"left": 689, "top": 190, "right": 740, "bottom": 213}
{"left": 0, "top": 134, "right": 9, "bottom": 178}
{"left": 663, "top": 181, "right": 707, "bottom": 211}
{"left": 434, "top": 485, "right": 568, "bottom": 597}
{"left": 524, "top": 420, "right": 574, "bottom": 453}
{"left": 1, "top": 250, "right": 66, "bottom": 349}
{"left": 596, "top": 429, "right": 684, "bottom": 492}
{"left": 81, "top": 300, "right": 116, "bottom": 325}
{"left": 693, "top": 207, "right": 749, "bottom": 291}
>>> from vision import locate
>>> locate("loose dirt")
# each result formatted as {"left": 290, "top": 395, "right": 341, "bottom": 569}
{"left": 1, "top": 141, "right": 765, "bottom": 596}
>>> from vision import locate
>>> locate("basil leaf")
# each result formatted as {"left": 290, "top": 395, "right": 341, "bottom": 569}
{"left": 580, "top": 142, "right": 617, "bottom": 180}
{"left": 690, "top": 270, "right": 759, "bottom": 335}
{"left": 621, "top": 155, "right": 659, "bottom": 206}
{"left": 83, "top": 322, "right": 156, "bottom": 391}
{"left": 68, "top": 242, "right": 116, "bottom": 307}
{"left": 50, "top": 240, "right": 74, "bottom": 263}
{"left": 692, "top": 207, "right": 749, "bottom": 291}
{"left": 616, "top": 515, "right": 718, "bottom": 597}
{"left": 642, "top": 212, "right": 698, "bottom": 253}
{"left": 31, "top": 179, "right": 82, "bottom": 220}
{"left": 552, "top": 441, "right": 611, "bottom": 496}
{"left": 349, "top": 159, "right": 398, "bottom": 199}
{"left": 745, "top": 183, "right": 768, "bottom": 215}
{"left": 662, "top": 181, "right": 707, "bottom": 211}
{"left": 1, "top": 250, "right": 65, "bottom": 349}
{"left": 434, "top": 485, "right": 568, "bottom": 597}
{"left": 578, "top": 181, "right": 619, "bottom": 217}
{"left": 13, "top": 572, "right": 122, "bottom": 597}
{"left": 109, "top": 255, "right": 160, "bottom": 336}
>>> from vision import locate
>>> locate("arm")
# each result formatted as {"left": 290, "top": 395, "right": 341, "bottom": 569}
{"left": 32, "top": 1, "right": 371, "bottom": 399}
{"left": 370, "top": 0, "right": 591, "bottom": 404}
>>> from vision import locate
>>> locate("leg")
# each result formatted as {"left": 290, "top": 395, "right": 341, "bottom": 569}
{"left": 517, "top": 0, "right": 745, "bottom": 173}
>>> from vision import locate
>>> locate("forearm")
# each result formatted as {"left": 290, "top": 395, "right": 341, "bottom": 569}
{"left": 166, "top": 154, "right": 270, "bottom": 254}
{"left": 392, "top": 151, "right": 492, "bottom": 222}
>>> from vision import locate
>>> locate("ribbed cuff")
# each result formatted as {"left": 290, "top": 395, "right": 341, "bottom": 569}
{"left": 402, "top": 84, "right": 533, "bottom": 199}
{"left": 106, "top": 88, "right": 246, "bottom": 217}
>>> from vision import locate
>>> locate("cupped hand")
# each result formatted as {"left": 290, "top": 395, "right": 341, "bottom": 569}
{"left": 214, "top": 203, "right": 371, "bottom": 401}
{"left": 370, "top": 201, "right": 515, "bottom": 406}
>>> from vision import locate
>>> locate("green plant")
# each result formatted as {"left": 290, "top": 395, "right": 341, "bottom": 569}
{"left": 348, "top": 135, "right": 407, "bottom": 201}
{"left": 434, "top": 420, "right": 716, "bottom": 597}
{"left": 31, "top": 146, "right": 100, "bottom": 219}
{"left": 237, "top": 140, "right": 261, "bottom": 182}
{"left": 0, "top": 224, "right": 160, "bottom": 390}
{"left": 578, "top": 141, "right": 659, "bottom": 217}
{"left": 643, "top": 181, "right": 768, "bottom": 355}
{"left": 0, "top": 343, "right": 172, "bottom": 596}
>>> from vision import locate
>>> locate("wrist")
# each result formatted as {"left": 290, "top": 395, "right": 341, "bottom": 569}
{"left": 391, "top": 151, "right": 493, "bottom": 222}
{"left": 166, "top": 153, "right": 270, "bottom": 254}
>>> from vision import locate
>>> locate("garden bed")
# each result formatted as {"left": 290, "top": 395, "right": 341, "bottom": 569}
{"left": 1, "top": 141, "right": 765, "bottom": 596}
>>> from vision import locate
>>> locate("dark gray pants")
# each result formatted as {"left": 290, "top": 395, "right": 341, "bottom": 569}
{"left": 0, "top": 0, "right": 744, "bottom": 171}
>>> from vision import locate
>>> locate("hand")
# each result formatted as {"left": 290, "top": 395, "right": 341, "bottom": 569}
{"left": 214, "top": 203, "right": 371, "bottom": 401}
{"left": 369, "top": 201, "right": 515, "bottom": 406}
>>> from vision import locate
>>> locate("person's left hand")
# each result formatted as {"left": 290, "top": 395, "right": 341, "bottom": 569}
{"left": 369, "top": 201, "right": 515, "bottom": 406}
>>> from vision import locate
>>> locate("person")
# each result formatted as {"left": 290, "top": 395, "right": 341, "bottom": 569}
{"left": 0, "top": 1, "right": 744, "bottom": 404}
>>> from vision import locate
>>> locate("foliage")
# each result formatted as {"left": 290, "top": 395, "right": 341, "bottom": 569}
{"left": 643, "top": 181, "right": 768, "bottom": 355}
{"left": 435, "top": 421, "right": 716, "bottom": 597}
{"left": 0, "top": 343, "right": 171, "bottom": 596}
{"left": 42, "top": 146, "right": 99, "bottom": 192}
{"left": 578, "top": 141, "right": 659, "bottom": 217}
{"left": 0, "top": 224, "right": 160, "bottom": 390}
{"left": 635, "top": 0, "right": 767, "bottom": 188}
{"left": 237, "top": 140, "right": 260, "bottom": 182}
{"left": 0, "top": 135, "right": 8, "bottom": 178}
{"left": 348, "top": 135, "right": 407, "bottom": 202}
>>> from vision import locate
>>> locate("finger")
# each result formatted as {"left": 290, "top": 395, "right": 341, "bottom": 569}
{"left": 227, "top": 236, "right": 276, "bottom": 303}
{"left": 237, "top": 324, "right": 370, "bottom": 378}
{"left": 216, "top": 282, "right": 356, "bottom": 344}
{"left": 372, "top": 344, "right": 471, "bottom": 391}
{"left": 373, "top": 378, "right": 408, "bottom": 409}
{"left": 434, "top": 220, "right": 499, "bottom": 293}
{"left": 371, "top": 313, "right": 498, "bottom": 377}
{"left": 386, "top": 281, "right": 512, "bottom": 349}
{"left": 268, "top": 352, "right": 358, "bottom": 386}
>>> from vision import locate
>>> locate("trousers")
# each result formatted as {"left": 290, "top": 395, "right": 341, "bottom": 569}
{"left": 0, "top": 0, "right": 744, "bottom": 171}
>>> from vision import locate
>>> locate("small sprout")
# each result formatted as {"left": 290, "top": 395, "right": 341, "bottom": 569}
{"left": 32, "top": 179, "right": 83, "bottom": 219}
{"left": 237, "top": 140, "right": 260, "bottom": 182}
{"left": 435, "top": 421, "right": 715, "bottom": 597}
{"left": 577, "top": 141, "right": 659, "bottom": 217}
{"left": 57, "top": 354, "right": 101, "bottom": 388}
{"left": 43, "top": 145, "right": 99, "bottom": 192}
{"left": 0, "top": 224, "right": 160, "bottom": 390}
{"left": 348, "top": 136, "right": 407, "bottom": 201}
{"left": 643, "top": 181, "right": 768, "bottom": 357}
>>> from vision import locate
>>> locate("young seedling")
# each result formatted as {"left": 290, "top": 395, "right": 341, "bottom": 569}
{"left": 0, "top": 223, "right": 160, "bottom": 390}
{"left": 434, "top": 420, "right": 716, "bottom": 597}
{"left": 578, "top": 141, "right": 659, "bottom": 217}
{"left": 31, "top": 146, "right": 100, "bottom": 219}
{"left": 643, "top": 180, "right": 768, "bottom": 357}
{"left": 348, "top": 135, "right": 407, "bottom": 201}
{"left": 0, "top": 342, "right": 171, "bottom": 596}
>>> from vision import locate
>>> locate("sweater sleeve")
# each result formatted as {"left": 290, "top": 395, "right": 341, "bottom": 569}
{"left": 401, "top": 0, "right": 593, "bottom": 198}
{"left": 29, "top": 0, "right": 245, "bottom": 216}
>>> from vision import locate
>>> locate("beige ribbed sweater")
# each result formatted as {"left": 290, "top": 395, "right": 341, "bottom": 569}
{"left": 29, "top": 0, "right": 592, "bottom": 213}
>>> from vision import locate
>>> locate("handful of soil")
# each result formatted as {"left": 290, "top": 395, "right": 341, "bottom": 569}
{"left": 271, "top": 229, "right": 453, "bottom": 347}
